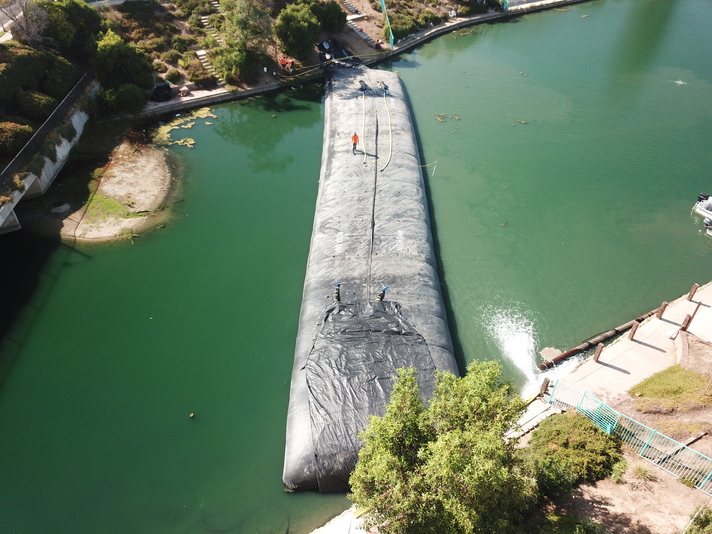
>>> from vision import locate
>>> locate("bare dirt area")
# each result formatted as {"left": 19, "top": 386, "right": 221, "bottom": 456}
{"left": 18, "top": 138, "right": 176, "bottom": 243}
{"left": 66, "top": 140, "right": 174, "bottom": 241}
{"left": 547, "top": 449, "right": 709, "bottom": 534}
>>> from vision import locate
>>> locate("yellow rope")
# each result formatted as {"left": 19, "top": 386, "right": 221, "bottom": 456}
{"left": 379, "top": 87, "right": 393, "bottom": 172}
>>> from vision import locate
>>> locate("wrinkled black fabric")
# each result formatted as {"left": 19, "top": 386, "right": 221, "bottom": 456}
{"left": 305, "top": 300, "right": 435, "bottom": 491}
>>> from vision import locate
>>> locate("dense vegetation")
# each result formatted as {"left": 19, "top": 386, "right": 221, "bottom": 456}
{"left": 350, "top": 364, "right": 623, "bottom": 532}
{"left": 349, "top": 363, "right": 535, "bottom": 533}
{"left": 377, "top": 0, "right": 503, "bottom": 41}
{"left": 0, "top": 41, "right": 79, "bottom": 156}
{"left": 520, "top": 411, "right": 622, "bottom": 499}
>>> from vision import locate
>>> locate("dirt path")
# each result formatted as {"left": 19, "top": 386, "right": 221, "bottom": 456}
{"left": 550, "top": 449, "right": 709, "bottom": 533}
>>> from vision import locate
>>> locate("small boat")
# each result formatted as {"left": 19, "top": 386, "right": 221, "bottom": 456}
{"left": 693, "top": 192, "right": 712, "bottom": 218}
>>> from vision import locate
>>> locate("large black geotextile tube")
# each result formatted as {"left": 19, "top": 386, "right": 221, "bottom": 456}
{"left": 282, "top": 68, "right": 458, "bottom": 492}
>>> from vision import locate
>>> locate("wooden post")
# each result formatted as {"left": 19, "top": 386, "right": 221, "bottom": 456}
{"left": 687, "top": 283, "right": 700, "bottom": 301}
{"left": 628, "top": 320, "right": 640, "bottom": 340}
{"left": 593, "top": 342, "right": 604, "bottom": 362}
{"left": 680, "top": 314, "right": 692, "bottom": 332}
{"left": 656, "top": 301, "right": 668, "bottom": 319}
{"left": 690, "top": 301, "right": 703, "bottom": 323}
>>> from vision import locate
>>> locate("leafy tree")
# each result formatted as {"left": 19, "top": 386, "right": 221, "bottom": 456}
{"left": 53, "top": 0, "right": 102, "bottom": 58}
{"left": 212, "top": 39, "right": 262, "bottom": 85}
{"left": 90, "top": 29, "right": 153, "bottom": 90}
{"left": 36, "top": 0, "right": 75, "bottom": 50}
{"left": 349, "top": 363, "right": 535, "bottom": 534}
{"left": 274, "top": 2, "right": 320, "bottom": 61}
{"left": 309, "top": 1, "right": 346, "bottom": 34}
{"left": 220, "top": 0, "right": 273, "bottom": 63}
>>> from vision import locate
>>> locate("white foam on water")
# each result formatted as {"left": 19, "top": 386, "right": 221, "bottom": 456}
{"left": 483, "top": 305, "right": 541, "bottom": 398}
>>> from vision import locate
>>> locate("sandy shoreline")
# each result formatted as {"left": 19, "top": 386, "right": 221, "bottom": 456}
{"left": 17, "top": 137, "right": 176, "bottom": 243}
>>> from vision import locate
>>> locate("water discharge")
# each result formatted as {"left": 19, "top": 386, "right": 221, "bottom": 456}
{"left": 482, "top": 305, "right": 540, "bottom": 398}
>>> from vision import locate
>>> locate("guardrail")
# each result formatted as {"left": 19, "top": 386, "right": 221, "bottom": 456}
{"left": 549, "top": 380, "right": 712, "bottom": 495}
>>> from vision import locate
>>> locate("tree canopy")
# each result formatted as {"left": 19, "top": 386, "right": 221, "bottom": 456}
{"left": 274, "top": 2, "right": 320, "bottom": 61}
{"left": 90, "top": 29, "right": 153, "bottom": 91}
{"left": 349, "top": 362, "right": 535, "bottom": 534}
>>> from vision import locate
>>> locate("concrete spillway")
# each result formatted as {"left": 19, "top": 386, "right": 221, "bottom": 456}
{"left": 282, "top": 68, "right": 458, "bottom": 492}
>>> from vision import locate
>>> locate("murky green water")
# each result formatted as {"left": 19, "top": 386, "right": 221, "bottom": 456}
{"left": 1, "top": 0, "right": 711, "bottom": 531}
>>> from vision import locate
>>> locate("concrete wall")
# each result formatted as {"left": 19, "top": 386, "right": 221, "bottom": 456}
{"left": 0, "top": 110, "right": 90, "bottom": 235}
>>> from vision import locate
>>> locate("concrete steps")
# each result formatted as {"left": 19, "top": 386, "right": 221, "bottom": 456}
{"left": 342, "top": 0, "right": 359, "bottom": 13}
{"left": 197, "top": 1, "right": 226, "bottom": 86}
{"left": 196, "top": 50, "right": 225, "bottom": 87}
{"left": 346, "top": 20, "right": 377, "bottom": 47}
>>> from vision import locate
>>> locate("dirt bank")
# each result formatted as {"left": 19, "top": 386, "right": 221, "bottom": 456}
{"left": 18, "top": 137, "right": 176, "bottom": 243}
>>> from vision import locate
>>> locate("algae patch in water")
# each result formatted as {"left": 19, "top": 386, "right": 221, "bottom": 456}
{"left": 153, "top": 108, "right": 217, "bottom": 148}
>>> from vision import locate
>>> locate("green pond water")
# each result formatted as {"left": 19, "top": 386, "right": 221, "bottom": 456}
{"left": 1, "top": 0, "right": 711, "bottom": 531}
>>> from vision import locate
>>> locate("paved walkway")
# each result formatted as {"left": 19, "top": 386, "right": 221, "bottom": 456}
{"left": 560, "top": 282, "right": 712, "bottom": 406}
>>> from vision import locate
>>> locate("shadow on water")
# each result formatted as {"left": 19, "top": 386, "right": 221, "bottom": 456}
{"left": 0, "top": 230, "right": 61, "bottom": 387}
{"left": 400, "top": 81, "right": 467, "bottom": 375}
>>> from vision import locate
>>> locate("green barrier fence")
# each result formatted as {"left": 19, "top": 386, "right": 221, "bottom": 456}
{"left": 548, "top": 380, "right": 712, "bottom": 495}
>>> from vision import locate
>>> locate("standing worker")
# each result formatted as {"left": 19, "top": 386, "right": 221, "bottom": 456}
{"left": 351, "top": 132, "right": 359, "bottom": 155}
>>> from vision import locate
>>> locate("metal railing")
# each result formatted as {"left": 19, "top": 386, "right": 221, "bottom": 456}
{"left": 548, "top": 380, "right": 712, "bottom": 495}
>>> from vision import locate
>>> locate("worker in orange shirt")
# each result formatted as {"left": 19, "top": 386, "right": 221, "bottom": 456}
{"left": 351, "top": 132, "right": 359, "bottom": 155}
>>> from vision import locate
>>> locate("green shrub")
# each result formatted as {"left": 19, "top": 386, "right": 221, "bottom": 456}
{"left": 390, "top": 12, "right": 417, "bottom": 39}
{"left": 0, "top": 43, "right": 51, "bottom": 108}
{"left": 57, "top": 120, "right": 77, "bottom": 141}
{"left": 40, "top": 56, "right": 80, "bottom": 99}
{"left": 153, "top": 60, "right": 168, "bottom": 73}
{"left": 187, "top": 60, "right": 217, "bottom": 88}
{"left": 610, "top": 458, "right": 627, "bottom": 484}
{"left": 39, "top": 138, "right": 58, "bottom": 162}
{"left": 532, "top": 513, "right": 611, "bottom": 534}
{"left": 199, "top": 34, "right": 219, "bottom": 50}
{"left": 274, "top": 2, "right": 321, "bottom": 61}
{"left": 207, "top": 13, "right": 223, "bottom": 30}
{"left": 687, "top": 506, "right": 712, "bottom": 534}
{"left": 521, "top": 412, "right": 622, "bottom": 498}
{"left": 91, "top": 30, "right": 154, "bottom": 90}
{"left": 178, "top": 50, "right": 197, "bottom": 69}
{"left": 416, "top": 8, "right": 440, "bottom": 27}
{"left": 212, "top": 42, "right": 262, "bottom": 85}
{"left": 165, "top": 69, "right": 183, "bottom": 84}
{"left": 142, "top": 36, "right": 172, "bottom": 53}
{"left": 172, "top": 34, "right": 197, "bottom": 53}
{"left": 161, "top": 49, "right": 183, "bottom": 64}
{"left": 15, "top": 91, "right": 59, "bottom": 122}
{"left": 310, "top": 1, "right": 346, "bottom": 33}
{"left": 0, "top": 122, "right": 35, "bottom": 156}
{"left": 96, "top": 83, "right": 147, "bottom": 115}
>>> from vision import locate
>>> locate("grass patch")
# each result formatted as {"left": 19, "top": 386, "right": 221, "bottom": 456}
{"left": 531, "top": 512, "right": 610, "bottom": 534}
{"left": 632, "top": 463, "right": 653, "bottom": 481}
{"left": 84, "top": 194, "right": 131, "bottom": 222}
{"left": 628, "top": 365, "right": 712, "bottom": 413}
{"left": 655, "top": 420, "right": 710, "bottom": 441}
